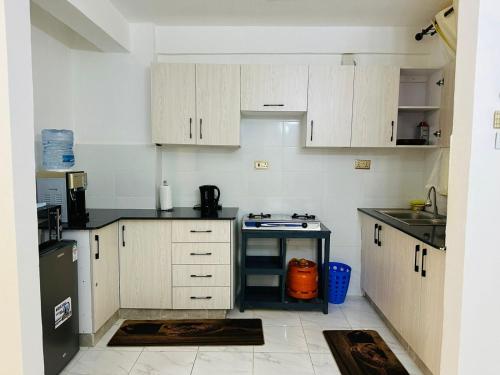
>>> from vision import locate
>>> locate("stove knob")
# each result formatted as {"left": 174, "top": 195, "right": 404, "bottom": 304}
{"left": 256, "top": 222, "right": 261, "bottom": 228}
{"left": 302, "top": 223, "right": 308, "bottom": 228}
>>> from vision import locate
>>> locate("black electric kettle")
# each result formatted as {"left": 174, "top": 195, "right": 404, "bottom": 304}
{"left": 199, "top": 185, "right": 220, "bottom": 216}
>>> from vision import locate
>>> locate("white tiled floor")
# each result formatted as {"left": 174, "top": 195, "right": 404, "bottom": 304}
{"left": 62, "top": 296, "right": 423, "bottom": 375}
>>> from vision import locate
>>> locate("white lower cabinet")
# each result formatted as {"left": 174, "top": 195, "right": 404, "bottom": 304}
{"left": 119, "top": 220, "right": 172, "bottom": 309}
{"left": 360, "top": 213, "right": 445, "bottom": 375}
{"left": 90, "top": 223, "right": 120, "bottom": 333}
{"left": 173, "top": 287, "right": 231, "bottom": 309}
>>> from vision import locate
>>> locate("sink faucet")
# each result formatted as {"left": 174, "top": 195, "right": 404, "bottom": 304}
{"left": 425, "top": 186, "right": 439, "bottom": 217}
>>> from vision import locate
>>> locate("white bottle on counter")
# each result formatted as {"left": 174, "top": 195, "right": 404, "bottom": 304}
{"left": 159, "top": 180, "right": 173, "bottom": 211}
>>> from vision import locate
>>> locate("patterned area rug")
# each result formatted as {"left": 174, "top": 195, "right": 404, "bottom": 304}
{"left": 323, "top": 330, "right": 409, "bottom": 375}
{"left": 108, "top": 319, "right": 264, "bottom": 347}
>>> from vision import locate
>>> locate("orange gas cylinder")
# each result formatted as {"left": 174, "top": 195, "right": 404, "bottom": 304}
{"left": 286, "top": 258, "right": 318, "bottom": 300}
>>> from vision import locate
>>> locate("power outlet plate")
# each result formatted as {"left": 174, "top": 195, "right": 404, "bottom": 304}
{"left": 494, "top": 111, "right": 500, "bottom": 129}
{"left": 355, "top": 160, "right": 371, "bottom": 170}
{"left": 254, "top": 160, "right": 269, "bottom": 170}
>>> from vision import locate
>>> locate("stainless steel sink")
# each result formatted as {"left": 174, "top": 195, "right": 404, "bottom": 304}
{"left": 376, "top": 209, "right": 447, "bottom": 226}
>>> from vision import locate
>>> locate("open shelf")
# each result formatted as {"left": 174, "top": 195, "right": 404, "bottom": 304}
{"left": 398, "top": 106, "right": 440, "bottom": 112}
{"left": 245, "top": 286, "right": 281, "bottom": 303}
{"left": 397, "top": 68, "right": 444, "bottom": 146}
{"left": 245, "top": 256, "right": 284, "bottom": 275}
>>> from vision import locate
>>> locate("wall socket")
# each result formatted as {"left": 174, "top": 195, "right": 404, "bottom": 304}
{"left": 355, "top": 160, "right": 371, "bottom": 170}
{"left": 254, "top": 160, "right": 269, "bottom": 170}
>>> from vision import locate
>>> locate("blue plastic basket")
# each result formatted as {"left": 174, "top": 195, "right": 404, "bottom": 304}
{"left": 328, "top": 262, "right": 351, "bottom": 304}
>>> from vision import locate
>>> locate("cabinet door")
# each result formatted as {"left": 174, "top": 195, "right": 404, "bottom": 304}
{"left": 387, "top": 232, "right": 420, "bottom": 337}
{"left": 241, "top": 64, "right": 308, "bottom": 111}
{"left": 196, "top": 64, "right": 241, "bottom": 146}
{"left": 91, "top": 223, "right": 119, "bottom": 332}
{"left": 306, "top": 66, "right": 354, "bottom": 147}
{"left": 351, "top": 66, "right": 400, "bottom": 147}
{"left": 417, "top": 245, "right": 445, "bottom": 375}
{"left": 377, "top": 225, "right": 402, "bottom": 322}
{"left": 152, "top": 63, "right": 196, "bottom": 145}
{"left": 360, "top": 215, "right": 378, "bottom": 299}
{"left": 119, "top": 220, "right": 172, "bottom": 309}
{"left": 438, "top": 61, "right": 456, "bottom": 147}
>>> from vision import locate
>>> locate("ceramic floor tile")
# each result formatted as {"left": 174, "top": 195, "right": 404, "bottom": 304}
{"left": 198, "top": 345, "right": 253, "bottom": 352}
{"left": 340, "top": 304, "right": 386, "bottom": 328}
{"left": 310, "top": 353, "right": 341, "bottom": 375}
{"left": 143, "top": 346, "right": 199, "bottom": 352}
{"left": 299, "top": 309, "right": 351, "bottom": 329}
{"left": 191, "top": 352, "right": 253, "bottom": 375}
{"left": 253, "top": 353, "right": 315, "bottom": 375}
{"left": 66, "top": 349, "right": 140, "bottom": 375}
{"left": 129, "top": 351, "right": 196, "bottom": 375}
{"left": 254, "top": 326, "right": 308, "bottom": 353}
{"left": 252, "top": 309, "right": 301, "bottom": 326}
{"left": 302, "top": 325, "right": 331, "bottom": 353}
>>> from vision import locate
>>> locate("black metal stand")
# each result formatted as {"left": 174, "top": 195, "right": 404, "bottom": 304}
{"left": 239, "top": 224, "right": 331, "bottom": 314}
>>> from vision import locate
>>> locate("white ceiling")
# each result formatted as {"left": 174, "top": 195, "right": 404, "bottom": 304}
{"left": 110, "top": 0, "right": 451, "bottom": 27}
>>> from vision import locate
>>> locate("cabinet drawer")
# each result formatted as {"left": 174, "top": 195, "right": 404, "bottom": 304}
{"left": 173, "top": 287, "right": 231, "bottom": 309}
{"left": 173, "top": 265, "right": 230, "bottom": 287}
{"left": 172, "top": 220, "right": 230, "bottom": 243}
{"left": 172, "top": 243, "right": 230, "bottom": 264}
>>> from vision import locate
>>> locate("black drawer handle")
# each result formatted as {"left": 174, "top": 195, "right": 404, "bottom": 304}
{"left": 95, "top": 234, "right": 100, "bottom": 260}
{"left": 190, "top": 252, "right": 213, "bottom": 256}
{"left": 190, "top": 230, "right": 212, "bottom": 233}
{"left": 373, "top": 224, "right": 378, "bottom": 244}
{"left": 190, "top": 274, "right": 213, "bottom": 278}
{"left": 421, "top": 248, "right": 427, "bottom": 277}
{"left": 190, "top": 296, "right": 212, "bottom": 300}
{"left": 414, "top": 245, "right": 420, "bottom": 272}
{"left": 263, "top": 104, "right": 284, "bottom": 107}
{"left": 122, "top": 225, "right": 126, "bottom": 247}
{"left": 377, "top": 225, "right": 382, "bottom": 247}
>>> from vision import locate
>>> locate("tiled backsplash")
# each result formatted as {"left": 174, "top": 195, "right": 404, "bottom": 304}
{"left": 162, "top": 118, "right": 431, "bottom": 294}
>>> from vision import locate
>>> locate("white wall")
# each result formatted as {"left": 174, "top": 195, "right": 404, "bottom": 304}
{"left": 441, "top": 0, "right": 500, "bottom": 373}
{"left": 1, "top": 0, "right": 44, "bottom": 373}
{"left": 31, "top": 25, "right": 73, "bottom": 138}
{"left": 162, "top": 119, "right": 431, "bottom": 295}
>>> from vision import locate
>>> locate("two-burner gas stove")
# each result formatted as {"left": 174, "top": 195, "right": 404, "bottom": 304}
{"left": 242, "top": 213, "right": 321, "bottom": 231}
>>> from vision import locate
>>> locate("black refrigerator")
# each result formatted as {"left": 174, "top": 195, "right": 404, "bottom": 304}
{"left": 39, "top": 240, "right": 79, "bottom": 375}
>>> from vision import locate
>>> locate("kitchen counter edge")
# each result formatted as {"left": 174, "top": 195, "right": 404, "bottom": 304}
{"left": 63, "top": 207, "right": 239, "bottom": 230}
{"left": 358, "top": 208, "right": 446, "bottom": 250}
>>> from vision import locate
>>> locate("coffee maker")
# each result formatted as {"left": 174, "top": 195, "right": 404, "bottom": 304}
{"left": 36, "top": 171, "right": 88, "bottom": 224}
{"left": 199, "top": 185, "right": 221, "bottom": 216}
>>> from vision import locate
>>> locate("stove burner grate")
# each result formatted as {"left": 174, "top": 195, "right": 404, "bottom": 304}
{"left": 248, "top": 213, "right": 271, "bottom": 219}
{"left": 292, "top": 213, "right": 316, "bottom": 220}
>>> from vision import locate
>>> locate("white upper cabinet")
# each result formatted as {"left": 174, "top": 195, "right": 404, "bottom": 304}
{"left": 351, "top": 66, "right": 400, "bottom": 147}
{"left": 196, "top": 64, "right": 241, "bottom": 146}
{"left": 306, "top": 65, "right": 354, "bottom": 147}
{"left": 241, "top": 64, "right": 309, "bottom": 112}
{"left": 152, "top": 64, "right": 196, "bottom": 145}
{"left": 152, "top": 63, "right": 240, "bottom": 146}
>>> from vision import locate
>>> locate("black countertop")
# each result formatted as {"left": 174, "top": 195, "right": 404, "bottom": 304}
{"left": 358, "top": 208, "right": 446, "bottom": 250}
{"left": 63, "top": 207, "right": 239, "bottom": 230}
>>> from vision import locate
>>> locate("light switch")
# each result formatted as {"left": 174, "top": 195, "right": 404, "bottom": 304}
{"left": 494, "top": 111, "right": 500, "bottom": 129}
{"left": 496, "top": 133, "right": 500, "bottom": 150}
